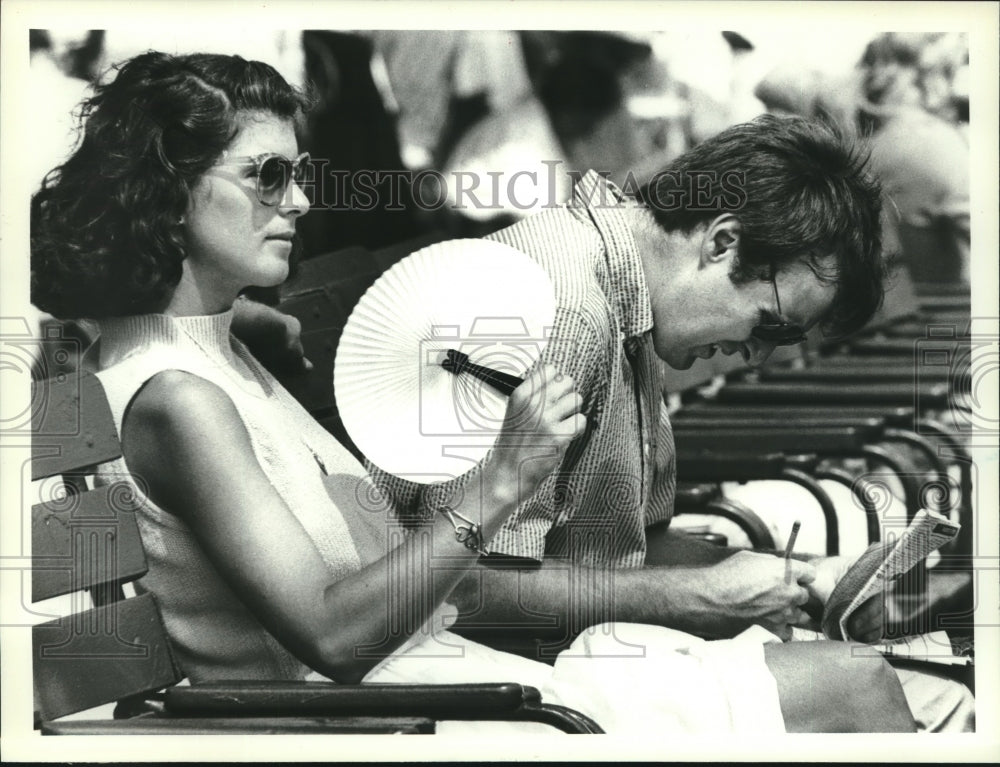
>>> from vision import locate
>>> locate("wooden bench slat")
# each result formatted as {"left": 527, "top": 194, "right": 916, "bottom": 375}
{"left": 674, "top": 425, "right": 883, "bottom": 453}
{"left": 675, "top": 451, "right": 790, "bottom": 482}
{"left": 33, "top": 593, "right": 180, "bottom": 722}
{"left": 32, "top": 487, "right": 147, "bottom": 602}
{"left": 715, "top": 380, "right": 949, "bottom": 406}
{"left": 31, "top": 373, "right": 121, "bottom": 480}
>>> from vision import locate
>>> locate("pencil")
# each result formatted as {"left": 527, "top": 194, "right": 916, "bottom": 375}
{"left": 784, "top": 520, "right": 801, "bottom": 583}
{"left": 784, "top": 520, "right": 801, "bottom": 559}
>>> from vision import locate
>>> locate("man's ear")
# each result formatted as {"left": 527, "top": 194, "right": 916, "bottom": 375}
{"left": 701, "top": 214, "right": 741, "bottom": 266}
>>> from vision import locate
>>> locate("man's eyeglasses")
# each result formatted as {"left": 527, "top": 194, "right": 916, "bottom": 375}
{"left": 213, "top": 152, "right": 311, "bottom": 207}
{"left": 750, "top": 264, "right": 808, "bottom": 346}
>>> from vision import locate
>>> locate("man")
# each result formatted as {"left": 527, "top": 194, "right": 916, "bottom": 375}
{"left": 857, "top": 33, "right": 970, "bottom": 285}
{"left": 246, "top": 114, "right": 973, "bottom": 731}
{"left": 363, "top": 114, "right": 973, "bottom": 732}
{"left": 370, "top": 114, "right": 887, "bottom": 643}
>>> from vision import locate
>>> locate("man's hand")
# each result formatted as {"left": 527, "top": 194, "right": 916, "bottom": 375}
{"left": 807, "top": 555, "right": 887, "bottom": 644}
{"left": 805, "top": 555, "right": 851, "bottom": 606}
{"left": 689, "top": 550, "right": 816, "bottom": 641}
{"left": 231, "top": 298, "right": 312, "bottom": 376}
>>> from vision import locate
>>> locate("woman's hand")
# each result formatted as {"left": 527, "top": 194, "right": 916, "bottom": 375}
{"left": 488, "top": 364, "right": 586, "bottom": 499}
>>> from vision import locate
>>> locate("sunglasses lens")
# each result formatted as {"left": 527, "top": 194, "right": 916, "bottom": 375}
{"left": 292, "top": 155, "right": 310, "bottom": 184}
{"left": 776, "top": 335, "right": 806, "bottom": 347}
{"left": 257, "top": 157, "right": 289, "bottom": 205}
{"left": 752, "top": 324, "right": 806, "bottom": 346}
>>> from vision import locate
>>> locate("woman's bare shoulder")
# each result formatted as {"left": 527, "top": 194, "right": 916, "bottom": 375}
{"left": 122, "top": 369, "right": 254, "bottom": 517}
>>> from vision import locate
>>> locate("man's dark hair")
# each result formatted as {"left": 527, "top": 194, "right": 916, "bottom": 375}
{"left": 638, "top": 114, "right": 888, "bottom": 338}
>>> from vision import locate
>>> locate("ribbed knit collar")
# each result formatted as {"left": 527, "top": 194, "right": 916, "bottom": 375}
{"left": 97, "top": 309, "right": 236, "bottom": 368}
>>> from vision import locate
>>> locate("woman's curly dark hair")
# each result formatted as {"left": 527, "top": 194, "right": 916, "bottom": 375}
{"left": 31, "top": 51, "right": 312, "bottom": 319}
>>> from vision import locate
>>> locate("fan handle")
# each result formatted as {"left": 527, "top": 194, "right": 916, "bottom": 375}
{"left": 441, "top": 349, "right": 524, "bottom": 396}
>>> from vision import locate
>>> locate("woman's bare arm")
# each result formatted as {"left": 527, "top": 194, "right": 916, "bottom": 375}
{"left": 122, "top": 365, "right": 582, "bottom": 683}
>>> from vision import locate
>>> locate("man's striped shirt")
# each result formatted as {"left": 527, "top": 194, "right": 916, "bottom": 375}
{"left": 369, "top": 171, "right": 675, "bottom": 568}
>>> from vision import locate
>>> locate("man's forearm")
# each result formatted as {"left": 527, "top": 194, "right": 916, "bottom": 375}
{"left": 446, "top": 529, "right": 815, "bottom": 642}
{"left": 448, "top": 558, "right": 626, "bottom": 637}
{"left": 448, "top": 556, "right": 740, "bottom": 640}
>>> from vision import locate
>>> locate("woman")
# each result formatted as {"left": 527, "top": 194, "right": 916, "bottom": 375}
{"left": 31, "top": 51, "right": 932, "bottom": 734}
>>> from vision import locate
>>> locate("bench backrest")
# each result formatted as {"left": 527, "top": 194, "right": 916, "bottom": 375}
{"left": 31, "top": 372, "right": 181, "bottom": 724}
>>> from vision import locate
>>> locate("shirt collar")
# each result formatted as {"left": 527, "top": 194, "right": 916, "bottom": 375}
{"left": 569, "top": 170, "right": 654, "bottom": 339}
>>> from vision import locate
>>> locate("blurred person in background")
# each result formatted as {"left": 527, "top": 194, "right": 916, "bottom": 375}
{"left": 654, "top": 30, "right": 764, "bottom": 147}
{"left": 750, "top": 32, "right": 969, "bottom": 288}
{"left": 371, "top": 30, "right": 569, "bottom": 234}
{"left": 522, "top": 31, "right": 654, "bottom": 190}
{"left": 856, "top": 33, "right": 969, "bottom": 286}
{"left": 437, "top": 31, "right": 570, "bottom": 230}
{"left": 29, "top": 29, "right": 105, "bottom": 186}
{"left": 302, "top": 30, "right": 549, "bottom": 246}
{"left": 27, "top": 29, "right": 106, "bottom": 380}
{"left": 294, "top": 31, "right": 432, "bottom": 256}
{"left": 368, "top": 31, "right": 471, "bottom": 174}
{"left": 753, "top": 64, "right": 860, "bottom": 138}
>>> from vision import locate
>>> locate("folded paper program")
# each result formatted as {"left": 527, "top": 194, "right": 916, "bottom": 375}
{"left": 821, "top": 509, "right": 961, "bottom": 642}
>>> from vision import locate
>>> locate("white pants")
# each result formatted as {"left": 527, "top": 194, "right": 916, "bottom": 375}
{"left": 896, "top": 664, "right": 976, "bottom": 732}
{"left": 330, "top": 623, "right": 974, "bottom": 735}
{"left": 356, "top": 623, "right": 786, "bottom": 735}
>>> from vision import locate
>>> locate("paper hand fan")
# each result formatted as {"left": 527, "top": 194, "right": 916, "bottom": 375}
{"left": 334, "top": 239, "right": 556, "bottom": 483}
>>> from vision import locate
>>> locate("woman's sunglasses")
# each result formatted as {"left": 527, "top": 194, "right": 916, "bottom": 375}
{"left": 750, "top": 264, "right": 808, "bottom": 346}
{"left": 214, "top": 152, "right": 312, "bottom": 207}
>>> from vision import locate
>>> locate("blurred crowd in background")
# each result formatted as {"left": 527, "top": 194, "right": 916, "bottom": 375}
{"left": 28, "top": 28, "right": 971, "bottom": 309}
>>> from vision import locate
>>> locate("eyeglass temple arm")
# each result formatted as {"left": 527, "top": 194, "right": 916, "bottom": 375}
{"left": 441, "top": 349, "right": 523, "bottom": 396}
{"left": 770, "top": 263, "right": 784, "bottom": 316}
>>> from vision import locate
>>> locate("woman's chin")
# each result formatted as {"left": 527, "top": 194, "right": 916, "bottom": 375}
{"left": 253, "top": 260, "right": 290, "bottom": 288}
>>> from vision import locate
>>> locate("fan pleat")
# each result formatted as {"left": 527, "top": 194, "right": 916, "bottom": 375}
{"left": 334, "top": 239, "right": 556, "bottom": 481}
